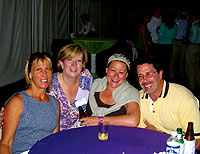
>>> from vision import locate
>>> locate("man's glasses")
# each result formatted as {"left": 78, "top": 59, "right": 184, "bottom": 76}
{"left": 137, "top": 71, "right": 157, "bottom": 80}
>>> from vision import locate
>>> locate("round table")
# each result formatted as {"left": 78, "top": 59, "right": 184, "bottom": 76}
{"left": 72, "top": 38, "right": 117, "bottom": 75}
{"left": 29, "top": 126, "right": 169, "bottom": 154}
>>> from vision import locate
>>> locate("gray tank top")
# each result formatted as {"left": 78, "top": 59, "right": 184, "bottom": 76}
{"left": 11, "top": 91, "right": 58, "bottom": 154}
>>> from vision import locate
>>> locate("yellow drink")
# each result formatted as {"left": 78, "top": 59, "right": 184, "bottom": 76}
{"left": 98, "top": 132, "right": 108, "bottom": 140}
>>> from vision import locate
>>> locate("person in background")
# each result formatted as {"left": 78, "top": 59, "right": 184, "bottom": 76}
{"left": 185, "top": 9, "right": 200, "bottom": 93}
{"left": 169, "top": 8, "right": 189, "bottom": 83}
{"left": 73, "top": 13, "right": 97, "bottom": 38}
{"left": 136, "top": 56, "right": 200, "bottom": 150}
{"left": 125, "top": 39, "right": 138, "bottom": 62}
{"left": 157, "top": 9, "right": 177, "bottom": 80}
{"left": 49, "top": 44, "right": 94, "bottom": 131}
{"left": 135, "top": 11, "right": 152, "bottom": 57}
{"left": 81, "top": 53, "right": 140, "bottom": 127}
{"left": 147, "top": 7, "right": 162, "bottom": 57}
{"left": 0, "top": 52, "right": 60, "bottom": 154}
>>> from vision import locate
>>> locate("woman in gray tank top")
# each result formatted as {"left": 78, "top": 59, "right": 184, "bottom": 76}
{"left": 81, "top": 54, "right": 140, "bottom": 127}
{"left": 0, "top": 52, "right": 60, "bottom": 154}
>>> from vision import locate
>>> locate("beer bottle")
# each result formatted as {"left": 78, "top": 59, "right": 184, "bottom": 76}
{"left": 78, "top": 106, "right": 87, "bottom": 119}
{"left": 184, "top": 122, "right": 195, "bottom": 154}
{"left": 185, "top": 122, "right": 195, "bottom": 141}
{"left": 76, "top": 106, "right": 88, "bottom": 127}
{"left": 176, "top": 128, "right": 184, "bottom": 154}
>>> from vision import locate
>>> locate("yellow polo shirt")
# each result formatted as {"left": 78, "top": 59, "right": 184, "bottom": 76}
{"left": 138, "top": 80, "right": 200, "bottom": 139}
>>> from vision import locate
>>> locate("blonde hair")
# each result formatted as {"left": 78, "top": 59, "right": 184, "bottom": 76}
{"left": 57, "top": 44, "right": 88, "bottom": 72}
{"left": 24, "top": 52, "right": 52, "bottom": 86}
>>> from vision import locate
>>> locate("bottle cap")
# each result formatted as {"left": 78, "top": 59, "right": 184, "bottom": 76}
{"left": 171, "top": 131, "right": 177, "bottom": 136}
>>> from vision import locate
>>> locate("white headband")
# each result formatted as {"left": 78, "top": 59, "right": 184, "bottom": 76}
{"left": 107, "top": 53, "right": 130, "bottom": 70}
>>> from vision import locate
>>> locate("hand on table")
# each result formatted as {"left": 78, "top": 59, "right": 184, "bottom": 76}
{"left": 79, "top": 116, "right": 98, "bottom": 126}
{"left": 143, "top": 118, "right": 157, "bottom": 132}
{"left": 196, "top": 138, "right": 200, "bottom": 150}
{"left": 0, "top": 107, "right": 5, "bottom": 128}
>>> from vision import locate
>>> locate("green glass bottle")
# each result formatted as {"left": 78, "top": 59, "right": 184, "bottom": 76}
{"left": 177, "top": 128, "right": 184, "bottom": 143}
{"left": 177, "top": 128, "right": 184, "bottom": 154}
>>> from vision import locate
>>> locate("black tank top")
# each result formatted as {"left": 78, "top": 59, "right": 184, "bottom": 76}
{"left": 86, "top": 92, "right": 126, "bottom": 116}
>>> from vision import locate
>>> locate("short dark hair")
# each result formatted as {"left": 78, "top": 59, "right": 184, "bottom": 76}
{"left": 135, "top": 56, "right": 163, "bottom": 73}
{"left": 80, "top": 13, "right": 90, "bottom": 21}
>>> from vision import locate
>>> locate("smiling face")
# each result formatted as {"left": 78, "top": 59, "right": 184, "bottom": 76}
{"left": 29, "top": 59, "right": 52, "bottom": 90}
{"left": 137, "top": 63, "right": 163, "bottom": 97}
{"left": 106, "top": 60, "right": 128, "bottom": 90}
{"left": 60, "top": 53, "right": 83, "bottom": 79}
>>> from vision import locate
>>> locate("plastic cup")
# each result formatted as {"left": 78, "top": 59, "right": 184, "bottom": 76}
{"left": 98, "top": 121, "right": 109, "bottom": 141}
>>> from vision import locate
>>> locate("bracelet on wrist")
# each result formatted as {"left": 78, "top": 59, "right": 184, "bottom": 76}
{"left": 98, "top": 117, "right": 104, "bottom": 125}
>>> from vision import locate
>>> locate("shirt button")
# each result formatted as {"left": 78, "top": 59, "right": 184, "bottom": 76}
{"left": 153, "top": 111, "right": 155, "bottom": 113}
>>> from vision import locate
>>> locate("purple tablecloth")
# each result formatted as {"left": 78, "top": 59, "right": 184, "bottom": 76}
{"left": 29, "top": 126, "right": 170, "bottom": 154}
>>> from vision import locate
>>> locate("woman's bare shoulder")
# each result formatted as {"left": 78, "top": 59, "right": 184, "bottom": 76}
{"left": 5, "top": 93, "right": 23, "bottom": 108}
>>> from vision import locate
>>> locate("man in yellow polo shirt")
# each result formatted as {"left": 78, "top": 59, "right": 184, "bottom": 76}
{"left": 136, "top": 56, "right": 200, "bottom": 150}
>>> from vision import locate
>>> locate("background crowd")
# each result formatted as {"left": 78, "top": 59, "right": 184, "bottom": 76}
{"left": 111, "top": 7, "right": 200, "bottom": 100}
